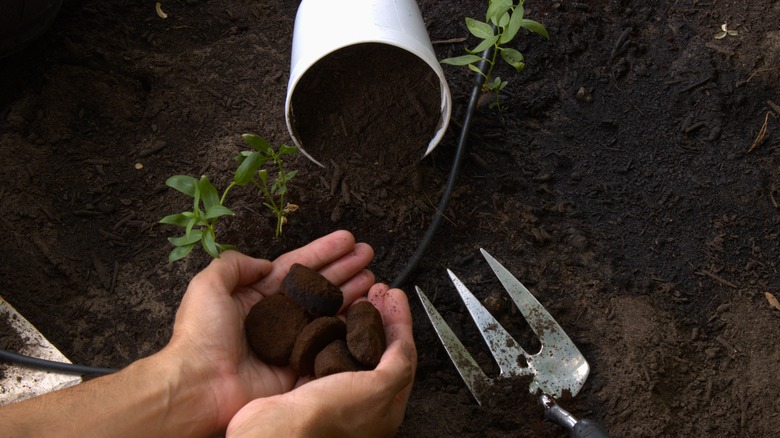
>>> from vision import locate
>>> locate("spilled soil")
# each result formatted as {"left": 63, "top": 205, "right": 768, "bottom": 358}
{"left": 2, "top": 0, "right": 780, "bottom": 436}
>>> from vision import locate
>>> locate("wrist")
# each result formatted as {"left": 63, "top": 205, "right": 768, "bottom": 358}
{"left": 145, "top": 346, "right": 223, "bottom": 436}
{"left": 228, "top": 395, "right": 322, "bottom": 438}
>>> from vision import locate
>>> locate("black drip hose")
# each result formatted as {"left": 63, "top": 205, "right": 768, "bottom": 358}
{"left": 391, "top": 47, "right": 492, "bottom": 289}
{"left": 0, "top": 46, "right": 493, "bottom": 377}
{"left": 0, "top": 348, "right": 116, "bottom": 376}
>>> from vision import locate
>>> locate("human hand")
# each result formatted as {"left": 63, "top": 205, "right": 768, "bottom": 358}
{"left": 225, "top": 283, "right": 417, "bottom": 438}
{"left": 158, "top": 230, "right": 377, "bottom": 430}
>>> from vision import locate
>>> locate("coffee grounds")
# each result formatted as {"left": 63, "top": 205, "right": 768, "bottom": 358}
{"left": 314, "top": 339, "right": 364, "bottom": 379}
{"left": 282, "top": 263, "right": 343, "bottom": 317}
{"left": 346, "top": 300, "right": 386, "bottom": 367}
{"left": 244, "top": 266, "right": 387, "bottom": 379}
{"left": 245, "top": 294, "right": 310, "bottom": 366}
{"left": 290, "top": 316, "right": 346, "bottom": 376}
{"left": 289, "top": 42, "right": 441, "bottom": 167}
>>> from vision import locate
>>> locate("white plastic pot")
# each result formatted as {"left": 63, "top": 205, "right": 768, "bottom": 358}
{"left": 285, "top": 0, "right": 452, "bottom": 167}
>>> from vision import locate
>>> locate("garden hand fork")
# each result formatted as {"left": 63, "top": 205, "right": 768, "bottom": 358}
{"left": 415, "top": 249, "right": 609, "bottom": 437}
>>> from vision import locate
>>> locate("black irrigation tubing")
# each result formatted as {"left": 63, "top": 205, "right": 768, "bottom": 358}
{"left": 0, "top": 348, "right": 116, "bottom": 376}
{"left": 0, "top": 46, "right": 494, "bottom": 377}
{"left": 391, "top": 46, "right": 493, "bottom": 289}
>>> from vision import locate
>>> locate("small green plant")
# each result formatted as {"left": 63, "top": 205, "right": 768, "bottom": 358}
{"left": 160, "top": 134, "right": 298, "bottom": 263}
{"left": 235, "top": 133, "right": 299, "bottom": 238}
{"left": 441, "top": 0, "right": 549, "bottom": 110}
{"left": 714, "top": 23, "right": 738, "bottom": 40}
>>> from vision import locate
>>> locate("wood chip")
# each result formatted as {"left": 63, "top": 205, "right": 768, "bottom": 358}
{"left": 155, "top": 2, "right": 168, "bottom": 19}
{"left": 764, "top": 292, "right": 780, "bottom": 311}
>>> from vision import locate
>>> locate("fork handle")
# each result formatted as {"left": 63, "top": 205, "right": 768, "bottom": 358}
{"left": 539, "top": 395, "right": 610, "bottom": 438}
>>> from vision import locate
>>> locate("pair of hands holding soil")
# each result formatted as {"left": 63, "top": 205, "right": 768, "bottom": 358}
{"left": 0, "top": 230, "right": 415, "bottom": 437}
{"left": 171, "top": 229, "right": 416, "bottom": 436}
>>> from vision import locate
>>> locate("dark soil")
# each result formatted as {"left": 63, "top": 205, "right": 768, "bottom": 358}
{"left": 2, "top": 0, "right": 780, "bottom": 436}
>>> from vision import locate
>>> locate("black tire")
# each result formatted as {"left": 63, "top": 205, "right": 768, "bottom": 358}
{"left": 0, "top": 0, "right": 63, "bottom": 59}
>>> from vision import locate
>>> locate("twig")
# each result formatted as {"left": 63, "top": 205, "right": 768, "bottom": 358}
{"left": 432, "top": 36, "right": 468, "bottom": 45}
{"left": 736, "top": 66, "right": 780, "bottom": 87}
{"left": 109, "top": 261, "right": 119, "bottom": 295}
{"left": 747, "top": 112, "right": 770, "bottom": 152}
{"left": 693, "top": 269, "right": 737, "bottom": 288}
{"left": 715, "top": 336, "right": 739, "bottom": 355}
{"left": 610, "top": 27, "right": 632, "bottom": 63}
{"left": 767, "top": 100, "right": 780, "bottom": 116}
{"left": 680, "top": 74, "right": 714, "bottom": 94}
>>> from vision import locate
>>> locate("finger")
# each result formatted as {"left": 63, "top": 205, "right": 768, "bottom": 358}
{"left": 369, "top": 285, "right": 416, "bottom": 395}
{"left": 317, "top": 242, "right": 374, "bottom": 286}
{"left": 337, "top": 269, "right": 376, "bottom": 310}
{"left": 190, "top": 251, "right": 273, "bottom": 297}
{"left": 372, "top": 339, "right": 416, "bottom": 396}
{"left": 254, "top": 230, "right": 357, "bottom": 293}
{"left": 368, "top": 285, "right": 415, "bottom": 349}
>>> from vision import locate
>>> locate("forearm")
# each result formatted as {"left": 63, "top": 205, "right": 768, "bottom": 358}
{"left": 0, "top": 350, "right": 219, "bottom": 438}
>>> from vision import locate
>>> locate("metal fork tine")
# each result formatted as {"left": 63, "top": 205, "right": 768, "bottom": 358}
{"left": 415, "top": 286, "right": 491, "bottom": 405}
{"left": 446, "top": 269, "right": 532, "bottom": 378}
{"left": 480, "top": 249, "right": 572, "bottom": 350}
{"left": 480, "top": 248, "right": 590, "bottom": 396}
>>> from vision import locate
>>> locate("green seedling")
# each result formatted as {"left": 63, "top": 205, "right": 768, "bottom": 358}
{"left": 714, "top": 23, "right": 738, "bottom": 40}
{"left": 235, "top": 133, "right": 299, "bottom": 238}
{"left": 159, "top": 174, "right": 238, "bottom": 263}
{"left": 160, "top": 134, "right": 298, "bottom": 263}
{"left": 441, "top": 0, "right": 548, "bottom": 110}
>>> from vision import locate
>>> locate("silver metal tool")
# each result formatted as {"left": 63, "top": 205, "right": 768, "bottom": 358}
{"left": 416, "top": 249, "right": 609, "bottom": 437}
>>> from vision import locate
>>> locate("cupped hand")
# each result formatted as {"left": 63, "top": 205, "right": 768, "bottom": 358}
{"left": 161, "top": 230, "right": 376, "bottom": 429}
{"left": 226, "top": 284, "right": 417, "bottom": 438}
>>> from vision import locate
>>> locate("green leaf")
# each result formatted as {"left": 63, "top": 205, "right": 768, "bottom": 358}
{"left": 242, "top": 133, "right": 271, "bottom": 153}
{"left": 185, "top": 217, "right": 197, "bottom": 236}
{"left": 278, "top": 144, "right": 298, "bottom": 156}
{"left": 169, "top": 229, "right": 203, "bottom": 246}
{"left": 284, "top": 170, "right": 298, "bottom": 181}
{"left": 466, "top": 17, "right": 495, "bottom": 39}
{"left": 500, "top": 4, "right": 524, "bottom": 44}
{"left": 168, "top": 244, "right": 195, "bottom": 263}
{"left": 497, "top": 11, "right": 510, "bottom": 29}
{"left": 198, "top": 176, "right": 220, "bottom": 212}
{"left": 487, "top": 77, "right": 503, "bottom": 91}
{"left": 500, "top": 47, "right": 525, "bottom": 71}
{"left": 486, "top": 0, "right": 512, "bottom": 24}
{"left": 217, "top": 243, "right": 240, "bottom": 252}
{"left": 166, "top": 175, "right": 198, "bottom": 197}
{"left": 201, "top": 231, "right": 220, "bottom": 258}
{"left": 467, "top": 35, "right": 500, "bottom": 54}
{"left": 191, "top": 181, "right": 202, "bottom": 215}
{"left": 205, "top": 204, "right": 234, "bottom": 220}
{"left": 258, "top": 169, "right": 269, "bottom": 185}
{"left": 234, "top": 151, "right": 264, "bottom": 185}
{"left": 468, "top": 63, "right": 485, "bottom": 76}
{"left": 520, "top": 18, "right": 549, "bottom": 39}
{"left": 159, "top": 213, "right": 190, "bottom": 226}
{"left": 441, "top": 54, "right": 484, "bottom": 66}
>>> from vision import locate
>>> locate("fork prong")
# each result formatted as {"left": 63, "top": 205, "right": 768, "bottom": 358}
{"left": 447, "top": 269, "right": 532, "bottom": 378}
{"left": 480, "top": 249, "right": 590, "bottom": 397}
{"left": 479, "top": 249, "right": 575, "bottom": 349}
{"left": 415, "top": 286, "right": 491, "bottom": 405}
